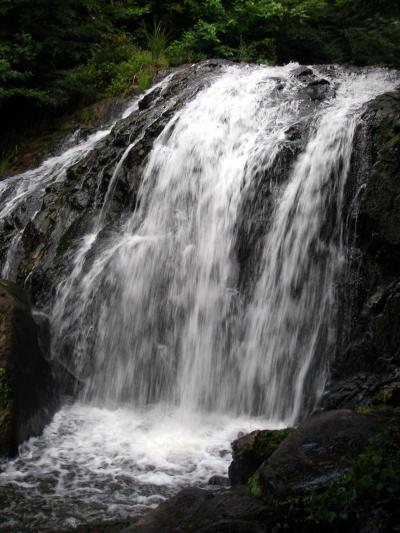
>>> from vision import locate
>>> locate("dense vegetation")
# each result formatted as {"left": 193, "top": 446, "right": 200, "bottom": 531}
{"left": 1, "top": 0, "right": 399, "bottom": 165}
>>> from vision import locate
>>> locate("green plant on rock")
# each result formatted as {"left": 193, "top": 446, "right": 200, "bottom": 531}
{"left": 246, "top": 428, "right": 294, "bottom": 497}
{"left": 241, "top": 428, "right": 294, "bottom": 464}
{"left": 303, "top": 433, "right": 400, "bottom": 524}
{"left": 248, "top": 471, "right": 263, "bottom": 498}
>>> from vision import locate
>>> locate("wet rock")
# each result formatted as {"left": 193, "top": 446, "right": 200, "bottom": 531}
{"left": 321, "top": 371, "right": 400, "bottom": 410}
{"left": 291, "top": 66, "right": 314, "bottom": 81}
{"left": 0, "top": 279, "right": 58, "bottom": 456}
{"left": 138, "top": 87, "right": 162, "bottom": 110}
{"left": 228, "top": 428, "right": 293, "bottom": 486}
{"left": 306, "top": 79, "right": 335, "bottom": 101}
{"left": 208, "top": 475, "right": 230, "bottom": 486}
{"left": 327, "top": 89, "right": 400, "bottom": 409}
{"left": 253, "top": 409, "right": 398, "bottom": 497}
{"left": 235, "top": 117, "right": 309, "bottom": 294}
{"left": 122, "top": 487, "right": 268, "bottom": 533}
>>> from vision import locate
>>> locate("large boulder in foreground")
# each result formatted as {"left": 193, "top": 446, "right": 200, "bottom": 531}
{"left": 228, "top": 428, "right": 294, "bottom": 486}
{"left": 0, "top": 279, "right": 57, "bottom": 456}
{"left": 122, "top": 487, "right": 267, "bottom": 533}
{"left": 252, "top": 409, "right": 399, "bottom": 497}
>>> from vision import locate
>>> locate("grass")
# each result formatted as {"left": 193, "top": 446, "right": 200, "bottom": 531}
{"left": 144, "top": 20, "right": 170, "bottom": 62}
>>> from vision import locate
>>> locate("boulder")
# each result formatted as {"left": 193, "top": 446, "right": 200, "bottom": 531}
{"left": 306, "top": 79, "right": 335, "bottom": 101}
{"left": 253, "top": 409, "right": 399, "bottom": 497}
{"left": 0, "top": 279, "right": 57, "bottom": 456}
{"left": 208, "top": 475, "right": 230, "bottom": 486}
{"left": 122, "top": 487, "right": 268, "bottom": 533}
{"left": 228, "top": 428, "right": 293, "bottom": 486}
{"left": 291, "top": 66, "right": 314, "bottom": 81}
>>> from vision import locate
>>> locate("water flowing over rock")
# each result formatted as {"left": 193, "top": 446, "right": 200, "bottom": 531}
{"left": 0, "top": 60, "right": 399, "bottom": 530}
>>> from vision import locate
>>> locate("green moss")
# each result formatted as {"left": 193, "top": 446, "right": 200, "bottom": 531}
{"left": 373, "top": 387, "right": 395, "bottom": 405}
{"left": 239, "top": 428, "right": 294, "bottom": 463}
{"left": 248, "top": 471, "right": 263, "bottom": 498}
{"left": 244, "top": 428, "right": 294, "bottom": 498}
{"left": 356, "top": 404, "right": 389, "bottom": 414}
{"left": 356, "top": 386, "right": 400, "bottom": 415}
{"left": 137, "top": 71, "right": 152, "bottom": 92}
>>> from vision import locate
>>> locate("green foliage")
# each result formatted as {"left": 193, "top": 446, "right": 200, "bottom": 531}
{"left": 144, "top": 20, "right": 170, "bottom": 61}
{"left": 1, "top": 0, "right": 399, "bottom": 163}
{"left": 303, "top": 433, "right": 400, "bottom": 524}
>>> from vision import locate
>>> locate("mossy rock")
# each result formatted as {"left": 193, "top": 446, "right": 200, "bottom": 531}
{"left": 229, "top": 427, "right": 294, "bottom": 486}
{"left": 253, "top": 410, "right": 400, "bottom": 500}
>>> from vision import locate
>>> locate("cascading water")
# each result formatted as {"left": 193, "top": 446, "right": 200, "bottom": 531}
{"left": 0, "top": 63, "right": 398, "bottom": 530}
{"left": 52, "top": 65, "right": 304, "bottom": 410}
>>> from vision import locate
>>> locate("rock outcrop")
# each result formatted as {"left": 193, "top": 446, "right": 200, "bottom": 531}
{"left": 252, "top": 409, "right": 397, "bottom": 496}
{"left": 324, "top": 89, "right": 400, "bottom": 409}
{"left": 0, "top": 279, "right": 57, "bottom": 456}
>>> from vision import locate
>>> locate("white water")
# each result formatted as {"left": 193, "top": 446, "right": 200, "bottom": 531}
{"left": 51, "top": 64, "right": 304, "bottom": 410}
{"left": 0, "top": 64, "right": 398, "bottom": 530}
{"left": 0, "top": 405, "right": 276, "bottom": 530}
{"left": 237, "top": 71, "right": 397, "bottom": 422}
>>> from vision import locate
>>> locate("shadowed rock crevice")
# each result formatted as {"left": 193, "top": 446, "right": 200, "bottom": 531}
{"left": 0, "top": 279, "right": 58, "bottom": 456}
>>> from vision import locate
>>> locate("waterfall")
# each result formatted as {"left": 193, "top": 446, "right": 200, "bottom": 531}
{"left": 51, "top": 64, "right": 304, "bottom": 410}
{"left": 0, "top": 63, "right": 398, "bottom": 530}
{"left": 237, "top": 72, "right": 391, "bottom": 423}
{"left": 51, "top": 66, "right": 398, "bottom": 423}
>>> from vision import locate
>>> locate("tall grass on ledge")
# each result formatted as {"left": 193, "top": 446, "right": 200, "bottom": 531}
{"left": 144, "top": 20, "right": 169, "bottom": 62}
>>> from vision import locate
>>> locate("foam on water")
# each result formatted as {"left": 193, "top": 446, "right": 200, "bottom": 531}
{"left": 0, "top": 405, "right": 272, "bottom": 530}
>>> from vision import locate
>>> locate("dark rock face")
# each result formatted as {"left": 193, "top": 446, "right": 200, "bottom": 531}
{"left": 122, "top": 487, "right": 267, "bottom": 533}
{"left": 254, "top": 410, "right": 397, "bottom": 497}
{"left": 208, "top": 474, "right": 230, "bottom": 486}
{"left": 0, "top": 279, "right": 57, "bottom": 456}
{"left": 138, "top": 87, "right": 162, "bottom": 110}
{"left": 324, "top": 89, "right": 400, "bottom": 409}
